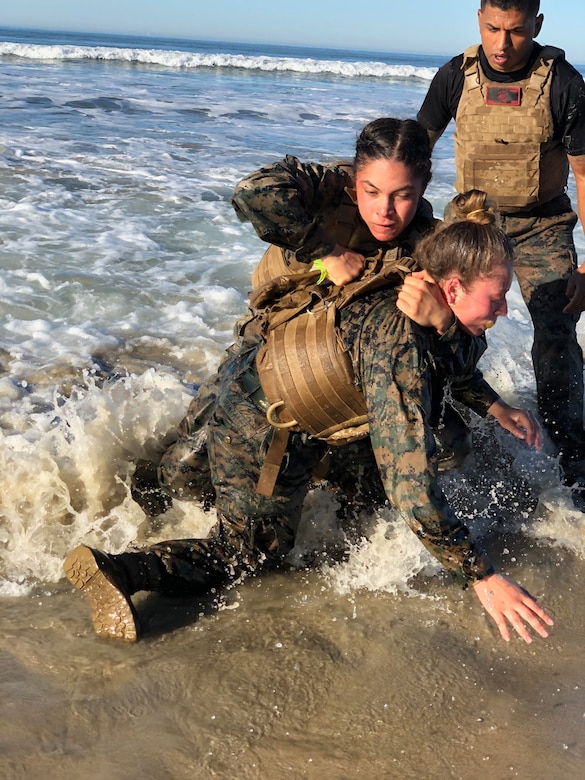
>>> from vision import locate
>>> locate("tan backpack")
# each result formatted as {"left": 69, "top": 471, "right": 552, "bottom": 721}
{"left": 249, "top": 250, "right": 418, "bottom": 495}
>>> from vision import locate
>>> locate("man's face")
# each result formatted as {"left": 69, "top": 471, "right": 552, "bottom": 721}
{"left": 478, "top": 3, "right": 543, "bottom": 73}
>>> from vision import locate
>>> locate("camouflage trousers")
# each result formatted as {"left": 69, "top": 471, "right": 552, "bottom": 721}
{"left": 148, "top": 311, "right": 475, "bottom": 593}
{"left": 159, "top": 352, "right": 471, "bottom": 499}
{"left": 501, "top": 196, "right": 585, "bottom": 469}
{"left": 144, "top": 349, "right": 328, "bottom": 594}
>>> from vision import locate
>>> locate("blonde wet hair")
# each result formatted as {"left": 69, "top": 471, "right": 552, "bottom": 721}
{"left": 415, "top": 189, "right": 514, "bottom": 287}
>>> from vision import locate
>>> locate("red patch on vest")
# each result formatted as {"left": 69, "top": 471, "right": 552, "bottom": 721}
{"left": 485, "top": 86, "right": 521, "bottom": 106}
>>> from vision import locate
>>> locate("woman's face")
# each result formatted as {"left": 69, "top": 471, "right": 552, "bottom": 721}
{"left": 443, "top": 261, "right": 513, "bottom": 336}
{"left": 354, "top": 158, "right": 427, "bottom": 242}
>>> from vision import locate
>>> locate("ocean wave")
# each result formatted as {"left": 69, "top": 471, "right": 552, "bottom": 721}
{"left": 0, "top": 40, "right": 437, "bottom": 81}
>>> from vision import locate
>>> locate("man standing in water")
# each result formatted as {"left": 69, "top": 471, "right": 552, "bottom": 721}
{"left": 417, "top": 0, "right": 585, "bottom": 501}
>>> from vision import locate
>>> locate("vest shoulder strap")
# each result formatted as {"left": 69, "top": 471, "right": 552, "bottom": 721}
{"left": 462, "top": 44, "right": 480, "bottom": 65}
{"left": 538, "top": 45, "right": 565, "bottom": 62}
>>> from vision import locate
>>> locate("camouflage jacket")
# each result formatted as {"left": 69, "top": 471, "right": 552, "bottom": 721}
{"left": 336, "top": 288, "right": 496, "bottom": 580}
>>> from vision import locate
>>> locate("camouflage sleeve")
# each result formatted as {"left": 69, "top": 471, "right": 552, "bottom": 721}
{"left": 450, "top": 371, "right": 501, "bottom": 417}
{"left": 231, "top": 155, "right": 352, "bottom": 263}
{"left": 430, "top": 321, "right": 500, "bottom": 416}
{"left": 356, "top": 298, "right": 495, "bottom": 583}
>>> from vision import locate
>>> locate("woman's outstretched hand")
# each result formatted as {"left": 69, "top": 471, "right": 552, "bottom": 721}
{"left": 473, "top": 573, "right": 554, "bottom": 643}
{"left": 487, "top": 398, "right": 543, "bottom": 450}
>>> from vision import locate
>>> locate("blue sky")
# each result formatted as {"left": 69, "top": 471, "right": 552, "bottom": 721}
{"left": 1, "top": 0, "right": 584, "bottom": 61}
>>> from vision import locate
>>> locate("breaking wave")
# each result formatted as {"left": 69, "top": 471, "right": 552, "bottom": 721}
{"left": 0, "top": 41, "right": 437, "bottom": 81}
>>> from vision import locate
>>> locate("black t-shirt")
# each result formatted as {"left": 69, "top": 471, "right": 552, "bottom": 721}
{"left": 417, "top": 43, "right": 585, "bottom": 156}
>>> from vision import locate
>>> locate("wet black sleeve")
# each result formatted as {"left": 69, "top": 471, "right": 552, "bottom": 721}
{"left": 551, "top": 59, "right": 585, "bottom": 156}
{"left": 417, "top": 55, "right": 465, "bottom": 134}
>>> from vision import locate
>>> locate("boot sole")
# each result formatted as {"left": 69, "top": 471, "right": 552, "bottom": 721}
{"left": 63, "top": 545, "right": 140, "bottom": 643}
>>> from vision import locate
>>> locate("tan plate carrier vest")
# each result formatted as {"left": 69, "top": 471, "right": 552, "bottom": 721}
{"left": 454, "top": 45, "right": 567, "bottom": 211}
{"left": 250, "top": 251, "right": 418, "bottom": 496}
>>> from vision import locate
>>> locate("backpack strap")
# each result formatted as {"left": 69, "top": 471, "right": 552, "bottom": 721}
{"left": 255, "top": 427, "right": 291, "bottom": 497}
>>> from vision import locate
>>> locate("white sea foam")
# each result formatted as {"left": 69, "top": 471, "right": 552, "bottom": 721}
{"left": 0, "top": 42, "right": 437, "bottom": 82}
{"left": 0, "top": 370, "right": 198, "bottom": 584}
{"left": 324, "top": 513, "right": 441, "bottom": 596}
{"left": 0, "top": 30, "right": 584, "bottom": 594}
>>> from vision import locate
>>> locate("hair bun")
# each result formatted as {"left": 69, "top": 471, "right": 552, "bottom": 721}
{"left": 445, "top": 189, "right": 500, "bottom": 226}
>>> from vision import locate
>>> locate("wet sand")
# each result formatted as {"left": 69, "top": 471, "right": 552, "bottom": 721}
{"left": 2, "top": 534, "right": 584, "bottom": 780}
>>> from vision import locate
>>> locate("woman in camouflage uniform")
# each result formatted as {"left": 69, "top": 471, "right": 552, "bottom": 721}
{"left": 148, "top": 118, "right": 460, "bottom": 511}
{"left": 64, "top": 123, "right": 553, "bottom": 645}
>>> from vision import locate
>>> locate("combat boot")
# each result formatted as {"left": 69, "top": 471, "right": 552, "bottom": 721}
{"left": 64, "top": 545, "right": 162, "bottom": 642}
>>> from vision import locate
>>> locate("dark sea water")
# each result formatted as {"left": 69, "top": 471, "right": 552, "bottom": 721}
{"left": 1, "top": 26, "right": 585, "bottom": 780}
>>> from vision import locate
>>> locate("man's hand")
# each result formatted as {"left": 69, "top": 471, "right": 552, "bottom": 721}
{"left": 563, "top": 266, "right": 585, "bottom": 314}
{"left": 473, "top": 573, "right": 554, "bottom": 643}
{"left": 396, "top": 270, "right": 455, "bottom": 334}
{"left": 319, "top": 244, "right": 365, "bottom": 286}
{"left": 487, "top": 399, "right": 543, "bottom": 449}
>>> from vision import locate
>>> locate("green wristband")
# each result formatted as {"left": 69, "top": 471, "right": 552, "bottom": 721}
{"left": 311, "top": 258, "right": 329, "bottom": 284}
